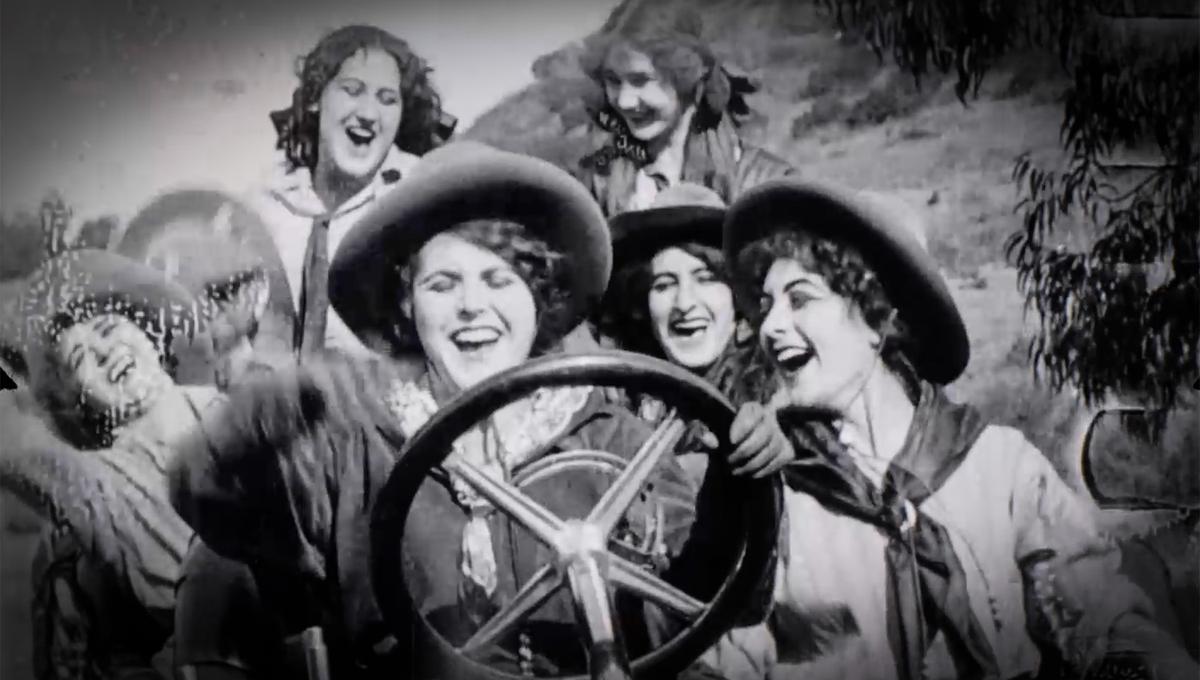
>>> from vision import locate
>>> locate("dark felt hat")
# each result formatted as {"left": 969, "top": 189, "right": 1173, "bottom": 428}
{"left": 18, "top": 249, "right": 214, "bottom": 383}
{"left": 609, "top": 183, "right": 727, "bottom": 276}
{"left": 329, "top": 141, "right": 611, "bottom": 346}
{"left": 723, "top": 179, "right": 968, "bottom": 384}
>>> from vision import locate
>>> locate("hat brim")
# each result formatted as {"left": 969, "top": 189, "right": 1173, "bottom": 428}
{"left": 329, "top": 146, "right": 611, "bottom": 348}
{"left": 117, "top": 189, "right": 295, "bottom": 324}
{"left": 20, "top": 249, "right": 203, "bottom": 359}
{"left": 723, "top": 179, "right": 968, "bottom": 384}
{"left": 609, "top": 206, "right": 725, "bottom": 275}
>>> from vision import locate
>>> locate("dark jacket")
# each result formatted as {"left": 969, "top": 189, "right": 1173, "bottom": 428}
{"left": 168, "top": 352, "right": 736, "bottom": 678}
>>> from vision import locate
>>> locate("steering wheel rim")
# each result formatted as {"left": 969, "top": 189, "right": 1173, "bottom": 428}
{"left": 370, "top": 350, "right": 781, "bottom": 680}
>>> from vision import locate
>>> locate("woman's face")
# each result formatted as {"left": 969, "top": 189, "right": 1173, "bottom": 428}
{"left": 758, "top": 258, "right": 881, "bottom": 413}
{"left": 648, "top": 246, "right": 735, "bottom": 371}
{"left": 55, "top": 313, "right": 170, "bottom": 417}
{"left": 410, "top": 232, "right": 539, "bottom": 391}
{"left": 601, "top": 45, "right": 684, "bottom": 143}
{"left": 317, "top": 47, "right": 403, "bottom": 181}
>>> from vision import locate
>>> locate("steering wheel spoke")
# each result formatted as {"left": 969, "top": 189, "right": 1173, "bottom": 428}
{"left": 608, "top": 553, "right": 705, "bottom": 619}
{"left": 587, "top": 414, "right": 685, "bottom": 536}
{"left": 461, "top": 564, "right": 564, "bottom": 657}
{"left": 444, "top": 457, "right": 564, "bottom": 546}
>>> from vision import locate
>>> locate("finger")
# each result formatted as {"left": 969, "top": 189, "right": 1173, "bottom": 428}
{"left": 753, "top": 450, "right": 790, "bottom": 479}
{"left": 732, "top": 443, "right": 779, "bottom": 477}
{"left": 729, "top": 403, "right": 765, "bottom": 445}
{"left": 728, "top": 421, "right": 773, "bottom": 463}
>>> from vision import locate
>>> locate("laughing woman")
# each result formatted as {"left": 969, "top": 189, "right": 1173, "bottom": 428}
{"left": 252, "top": 24, "right": 455, "bottom": 355}
{"left": 167, "top": 143, "right": 750, "bottom": 679}
{"left": 577, "top": 6, "right": 793, "bottom": 217}
{"left": 723, "top": 179, "right": 1199, "bottom": 680}
{"left": 1, "top": 250, "right": 224, "bottom": 680}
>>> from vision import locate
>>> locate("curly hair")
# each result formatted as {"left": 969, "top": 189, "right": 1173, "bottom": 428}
{"left": 391, "top": 220, "right": 574, "bottom": 355}
{"left": 32, "top": 307, "right": 178, "bottom": 450}
{"left": 735, "top": 230, "right": 923, "bottom": 400}
{"left": 272, "top": 25, "right": 445, "bottom": 170}
{"left": 578, "top": 8, "right": 754, "bottom": 133}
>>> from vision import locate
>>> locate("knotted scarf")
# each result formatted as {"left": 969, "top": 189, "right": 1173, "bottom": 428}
{"left": 781, "top": 383, "right": 1001, "bottom": 680}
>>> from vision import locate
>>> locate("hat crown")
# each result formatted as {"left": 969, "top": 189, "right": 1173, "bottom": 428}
{"left": 648, "top": 182, "right": 726, "bottom": 210}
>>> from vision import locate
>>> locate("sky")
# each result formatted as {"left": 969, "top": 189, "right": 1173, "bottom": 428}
{"left": 0, "top": 0, "right": 619, "bottom": 221}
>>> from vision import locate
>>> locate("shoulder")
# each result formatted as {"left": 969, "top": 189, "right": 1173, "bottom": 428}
{"left": 735, "top": 143, "right": 796, "bottom": 191}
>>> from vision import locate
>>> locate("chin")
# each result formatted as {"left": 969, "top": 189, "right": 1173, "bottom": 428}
{"left": 331, "top": 151, "right": 385, "bottom": 181}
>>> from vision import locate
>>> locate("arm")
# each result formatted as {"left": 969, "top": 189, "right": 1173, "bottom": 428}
{"left": 1009, "top": 431, "right": 1198, "bottom": 679}
{"left": 168, "top": 351, "right": 402, "bottom": 589}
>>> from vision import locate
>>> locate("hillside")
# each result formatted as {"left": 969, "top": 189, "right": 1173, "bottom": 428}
{"left": 462, "top": 0, "right": 1106, "bottom": 470}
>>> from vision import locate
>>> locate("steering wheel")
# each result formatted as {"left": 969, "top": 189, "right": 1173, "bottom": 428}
{"left": 370, "top": 351, "right": 781, "bottom": 680}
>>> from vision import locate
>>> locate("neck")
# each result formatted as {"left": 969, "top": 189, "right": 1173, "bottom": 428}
{"left": 646, "top": 105, "right": 697, "bottom": 179}
{"left": 839, "top": 358, "right": 915, "bottom": 466}
{"left": 313, "top": 159, "right": 372, "bottom": 213}
{"left": 113, "top": 384, "right": 189, "bottom": 444}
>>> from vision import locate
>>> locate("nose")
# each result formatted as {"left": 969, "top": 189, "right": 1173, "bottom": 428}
{"left": 615, "top": 84, "right": 639, "bottom": 112}
{"left": 455, "top": 278, "right": 486, "bottom": 319}
{"left": 760, "top": 297, "right": 788, "bottom": 343}
{"left": 673, "top": 278, "right": 699, "bottom": 314}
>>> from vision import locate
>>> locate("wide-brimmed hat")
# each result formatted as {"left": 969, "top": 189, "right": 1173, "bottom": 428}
{"left": 18, "top": 249, "right": 214, "bottom": 383}
{"left": 329, "top": 141, "right": 611, "bottom": 348}
{"left": 116, "top": 188, "right": 294, "bottom": 324}
{"left": 723, "top": 179, "right": 968, "bottom": 384}
{"left": 609, "top": 183, "right": 726, "bottom": 275}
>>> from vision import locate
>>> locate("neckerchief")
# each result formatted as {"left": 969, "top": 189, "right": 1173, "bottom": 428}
{"left": 780, "top": 382, "right": 1000, "bottom": 680}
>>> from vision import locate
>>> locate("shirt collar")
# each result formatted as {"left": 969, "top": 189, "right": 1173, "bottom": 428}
{"left": 268, "top": 145, "right": 419, "bottom": 219}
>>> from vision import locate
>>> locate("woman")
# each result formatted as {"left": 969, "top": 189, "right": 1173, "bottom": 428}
{"left": 2, "top": 249, "right": 223, "bottom": 679}
{"left": 168, "top": 143, "right": 774, "bottom": 678}
{"left": 721, "top": 179, "right": 1199, "bottom": 679}
{"left": 576, "top": 6, "right": 793, "bottom": 217}
{"left": 602, "top": 182, "right": 776, "bottom": 431}
{"left": 251, "top": 24, "right": 455, "bottom": 355}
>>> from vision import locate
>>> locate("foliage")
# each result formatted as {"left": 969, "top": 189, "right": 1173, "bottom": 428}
{"left": 820, "top": 0, "right": 1199, "bottom": 411}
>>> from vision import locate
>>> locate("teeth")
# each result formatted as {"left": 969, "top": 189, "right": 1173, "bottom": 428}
{"left": 452, "top": 328, "right": 500, "bottom": 345}
{"left": 671, "top": 319, "right": 708, "bottom": 334}
{"left": 774, "top": 346, "right": 813, "bottom": 370}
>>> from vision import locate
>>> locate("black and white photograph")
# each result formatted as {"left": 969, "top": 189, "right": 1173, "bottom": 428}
{"left": 0, "top": 1, "right": 1196, "bottom": 678}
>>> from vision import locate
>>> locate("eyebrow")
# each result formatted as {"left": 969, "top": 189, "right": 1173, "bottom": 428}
{"left": 67, "top": 344, "right": 84, "bottom": 369}
{"left": 767, "top": 275, "right": 827, "bottom": 296}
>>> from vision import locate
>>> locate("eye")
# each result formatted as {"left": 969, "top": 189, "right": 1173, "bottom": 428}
{"left": 602, "top": 72, "right": 622, "bottom": 88}
{"left": 485, "top": 269, "right": 517, "bottom": 289}
{"left": 424, "top": 275, "right": 456, "bottom": 293}
{"left": 628, "top": 74, "right": 650, "bottom": 88}
{"left": 787, "top": 289, "right": 817, "bottom": 310}
{"left": 340, "top": 79, "right": 365, "bottom": 97}
{"left": 649, "top": 276, "right": 676, "bottom": 293}
{"left": 694, "top": 269, "right": 719, "bottom": 284}
{"left": 378, "top": 89, "right": 399, "bottom": 106}
{"left": 758, "top": 296, "right": 772, "bottom": 317}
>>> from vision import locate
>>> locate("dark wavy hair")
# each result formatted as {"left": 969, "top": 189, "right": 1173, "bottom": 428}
{"left": 392, "top": 220, "right": 574, "bottom": 355}
{"left": 735, "top": 230, "right": 922, "bottom": 400}
{"left": 271, "top": 25, "right": 445, "bottom": 171}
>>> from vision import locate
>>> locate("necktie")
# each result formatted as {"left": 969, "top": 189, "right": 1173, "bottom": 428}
{"left": 298, "top": 216, "right": 330, "bottom": 356}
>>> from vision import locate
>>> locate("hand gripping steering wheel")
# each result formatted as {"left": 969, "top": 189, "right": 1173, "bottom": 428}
{"left": 370, "top": 351, "right": 781, "bottom": 680}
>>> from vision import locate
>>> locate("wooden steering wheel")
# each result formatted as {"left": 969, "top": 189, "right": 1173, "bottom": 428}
{"left": 370, "top": 351, "right": 781, "bottom": 680}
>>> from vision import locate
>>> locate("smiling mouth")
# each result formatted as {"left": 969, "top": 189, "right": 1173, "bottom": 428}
{"left": 669, "top": 318, "right": 710, "bottom": 338}
{"left": 345, "top": 125, "right": 376, "bottom": 147}
{"left": 107, "top": 353, "right": 136, "bottom": 383}
{"left": 450, "top": 327, "right": 502, "bottom": 352}
{"left": 772, "top": 345, "right": 815, "bottom": 373}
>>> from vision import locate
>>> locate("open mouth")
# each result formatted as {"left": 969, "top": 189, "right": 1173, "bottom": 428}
{"left": 107, "top": 352, "right": 136, "bottom": 384}
{"left": 669, "top": 317, "right": 710, "bottom": 338}
{"left": 772, "top": 345, "right": 815, "bottom": 373}
{"left": 450, "top": 326, "right": 502, "bottom": 353}
{"left": 621, "top": 109, "right": 659, "bottom": 128}
{"left": 345, "top": 125, "right": 376, "bottom": 147}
